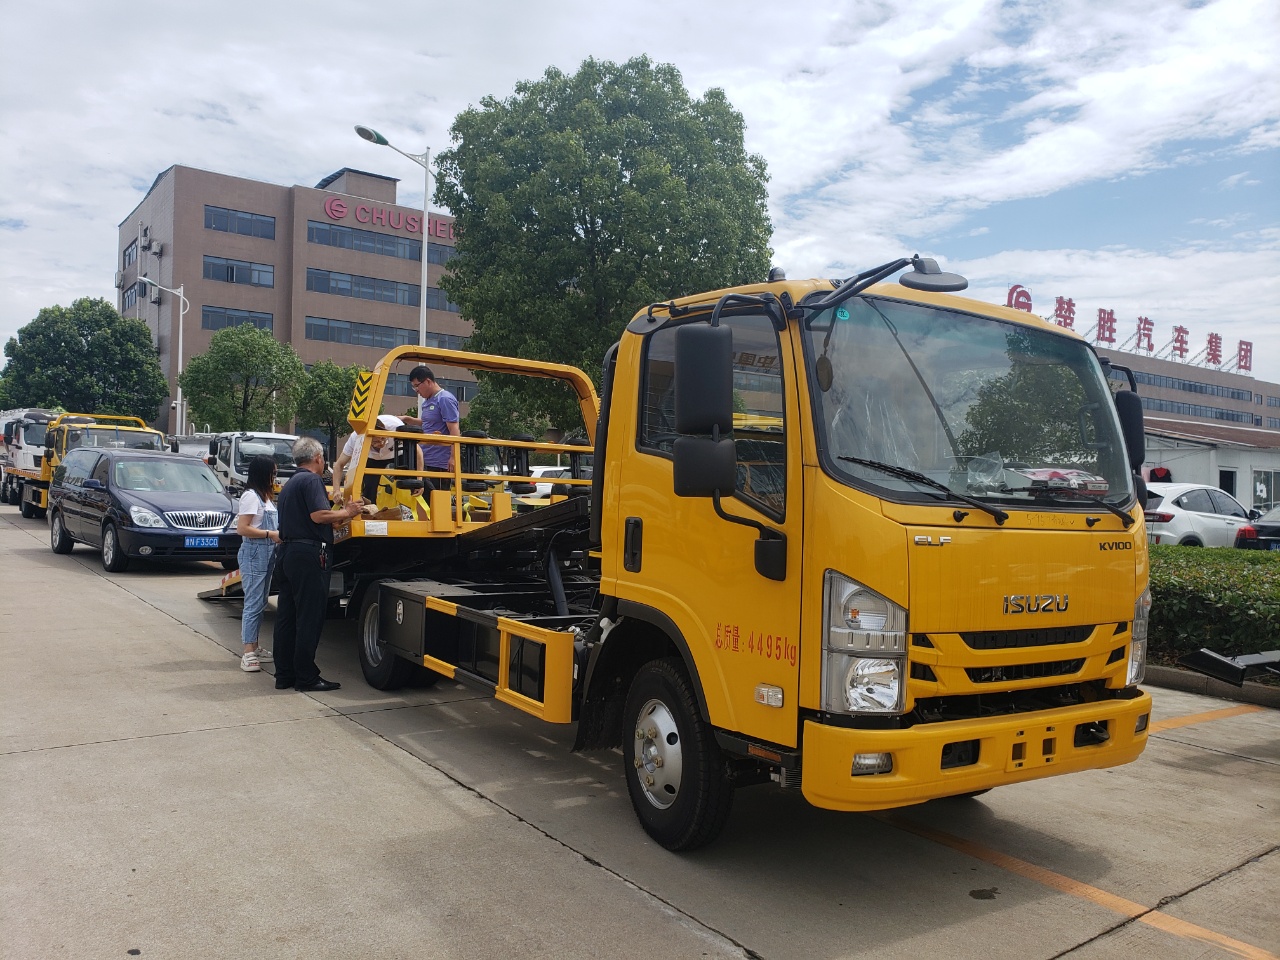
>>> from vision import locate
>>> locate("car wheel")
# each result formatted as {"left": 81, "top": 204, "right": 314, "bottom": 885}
{"left": 221, "top": 558, "right": 240, "bottom": 571}
{"left": 1178, "top": 537, "right": 1203, "bottom": 547}
{"left": 50, "top": 511, "right": 74, "bottom": 554}
{"left": 357, "top": 582, "right": 439, "bottom": 690}
{"left": 101, "top": 524, "right": 130, "bottom": 572}
{"left": 622, "top": 658, "right": 734, "bottom": 851}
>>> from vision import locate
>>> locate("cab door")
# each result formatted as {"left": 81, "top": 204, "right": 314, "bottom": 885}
{"left": 610, "top": 311, "right": 803, "bottom": 749}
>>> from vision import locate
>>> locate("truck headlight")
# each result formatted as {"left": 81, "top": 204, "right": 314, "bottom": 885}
{"left": 129, "top": 505, "right": 165, "bottom": 528}
{"left": 1128, "top": 586, "right": 1150, "bottom": 686}
{"left": 822, "top": 571, "right": 906, "bottom": 715}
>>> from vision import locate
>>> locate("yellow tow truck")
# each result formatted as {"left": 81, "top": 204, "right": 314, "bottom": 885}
{"left": 239, "top": 256, "right": 1158, "bottom": 851}
{"left": 6, "top": 412, "right": 163, "bottom": 519}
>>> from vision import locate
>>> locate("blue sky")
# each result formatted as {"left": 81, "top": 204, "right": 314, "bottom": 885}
{"left": 1, "top": 0, "right": 1277, "bottom": 380}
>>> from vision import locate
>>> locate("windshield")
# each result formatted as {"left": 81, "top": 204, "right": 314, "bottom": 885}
{"left": 68, "top": 427, "right": 162, "bottom": 450}
{"left": 23, "top": 423, "right": 48, "bottom": 446}
{"left": 236, "top": 437, "right": 296, "bottom": 471}
{"left": 803, "top": 296, "right": 1134, "bottom": 508}
{"left": 115, "top": 458, "right": 224, "bottom": 494}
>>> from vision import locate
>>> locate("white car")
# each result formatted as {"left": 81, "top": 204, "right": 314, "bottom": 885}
{"left": 530, "top": 465, "right": 570, "bottom": 497}
{"left": 1144, "top": 482, "right": 1251, "bottom": 547}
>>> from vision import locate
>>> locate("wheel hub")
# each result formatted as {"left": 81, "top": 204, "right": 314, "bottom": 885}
{"left": 362, "top": 601, "right": 383, "bottom": 667}
{"left": 634, "top": 698, "right": 682, "bottom": 809}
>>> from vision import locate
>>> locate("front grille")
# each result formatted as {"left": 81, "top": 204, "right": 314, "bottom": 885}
{"left": 966, "top": 659, "right": 1085, "bottom": 683}
{"left": 960, "top": 625, "right": 1093, "bottom": 650}
{"left": 34, "top": 455, "right": 42, "bottom": 468}
{"left": 164, "top": 510, "right": 231, "bottom": 531}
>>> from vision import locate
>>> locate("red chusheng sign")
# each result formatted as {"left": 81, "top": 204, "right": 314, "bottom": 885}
{"left": 322, "top": 196, "right": 454, "bottom": 239}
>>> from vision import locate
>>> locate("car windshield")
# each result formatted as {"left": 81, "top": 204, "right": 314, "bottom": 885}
{"left": 802, "top": 295, "right": 1134, "bottom": 508}
{"left": 115, "top": 459, "right": 224, "bottom": 493}
{"left": 236, "top": 437, "right": 295, "bottom": 470}
{"left": 70, "top": 427, "right": 161, "bottom": 450}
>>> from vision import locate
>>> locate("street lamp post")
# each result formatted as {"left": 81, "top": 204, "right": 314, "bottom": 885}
{"left": 355, "top": 124, "right": 430, "bottom": 347}
{"left": 136, "top": 277, "right": 190, "bottom": 434}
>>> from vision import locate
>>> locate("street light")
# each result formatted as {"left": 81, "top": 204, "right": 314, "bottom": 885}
{"left": 355, "top": 124, "right": 431, "bottom": 347}
{"left": 135, "top": 276, "right": 190, "bottom": 435}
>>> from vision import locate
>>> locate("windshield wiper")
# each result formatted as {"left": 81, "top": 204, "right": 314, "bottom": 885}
{"left": 1003, "top": 487, "right": 1136, "bottom": 527}
{"left": 838, "top": 456, "right": 1009, "bottom": 525}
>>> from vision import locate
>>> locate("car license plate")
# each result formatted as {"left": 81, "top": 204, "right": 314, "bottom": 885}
{"left": 1270, "top": 542, "right": 1280, "bottom": 551}
{"left": 185, "top": 535, "right": 219, "bottom": 548}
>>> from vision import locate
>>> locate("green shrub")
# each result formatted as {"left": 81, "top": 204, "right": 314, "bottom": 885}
{"left": 1147, "top": 544, "right": 1280, "bottom": 662}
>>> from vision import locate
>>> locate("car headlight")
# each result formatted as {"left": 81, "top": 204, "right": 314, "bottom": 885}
{"left": 1128, "top": 586, "right": 1150, "bottom": 686}
{"left": 129, "top": 505, "right": 165, "bottom": 528}
{"left": 822, "top": 571, "right": 907, "bottom": 714}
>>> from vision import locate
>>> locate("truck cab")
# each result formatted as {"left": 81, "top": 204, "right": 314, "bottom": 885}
{"left": 206, "top": 432, "right": 299, "bottom": 496}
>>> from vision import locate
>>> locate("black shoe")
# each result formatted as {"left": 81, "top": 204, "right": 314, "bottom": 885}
{"left": 295, "top": 677, "right": 341, "bottom": 692}
{"left": 275, "top": 678, "right": 295, "bottom": 690}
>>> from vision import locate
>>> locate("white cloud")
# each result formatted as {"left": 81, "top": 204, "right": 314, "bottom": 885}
{"left": 1, "top": 0, "right": 1278, "bottom": 383}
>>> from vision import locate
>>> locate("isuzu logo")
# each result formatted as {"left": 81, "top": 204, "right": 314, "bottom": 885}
{"left": 1003, "top": 594, "right": 1069, "bottom": 614}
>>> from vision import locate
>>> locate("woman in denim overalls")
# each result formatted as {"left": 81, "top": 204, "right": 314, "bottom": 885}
{"left": 235, "top": 455, "right": 281, "bottom": 672}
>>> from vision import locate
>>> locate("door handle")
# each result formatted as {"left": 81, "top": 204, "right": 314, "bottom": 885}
{"left": 624, "top": 517, "right": 643, "bottom": 572}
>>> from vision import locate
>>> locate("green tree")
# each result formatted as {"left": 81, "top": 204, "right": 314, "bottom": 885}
{"left": 179, "top": 324, "right": 306, "bottom": 431}
{"left": 1, "top": 297, "right": 168, "bottom": 420}
{"left": 435, "top": 55, "right": 772, "bottom": 431}
{"left": 296, "top": 360, "right": 365, "bottom": 458}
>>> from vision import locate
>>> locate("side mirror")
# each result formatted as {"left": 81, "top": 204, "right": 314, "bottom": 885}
{"left": 671, "top": 323, "right": 736, "bottom": 499}
{"left": 1113, "top": 390, "right": 1145, "bottom": 472}
{"left": 1249, "top": 508, "right": 1261, "bottom": 521}
{"left": 83, "top": 478, "right": 104, "bottom": 491}
{"left": 672, "top": 436, "right": 737, "bottom": 497}
{"left": 208, "top": 439, "right": 218, "bottom": 456}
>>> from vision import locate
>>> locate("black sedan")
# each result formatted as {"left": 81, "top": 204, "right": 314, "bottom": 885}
{"left": 1236, "top": 506, "right": 1280, "bottom": 550}
{"left": 47, "top": 447, "right": 241, "bottom": 571}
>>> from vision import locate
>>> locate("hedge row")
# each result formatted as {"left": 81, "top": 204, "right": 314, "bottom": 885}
{"left": 1147, "top": 544, "right": 1280, "bottom": 662}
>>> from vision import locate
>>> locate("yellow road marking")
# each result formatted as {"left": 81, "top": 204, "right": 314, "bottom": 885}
{"left": 881, "top": 814, "right": 1278, "bottom": 960}
{"left": 1150, "top": 704, "right": 1264, "bottom": 734}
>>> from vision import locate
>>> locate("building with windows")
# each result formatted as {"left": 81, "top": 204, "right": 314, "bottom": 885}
{"left": 116, "top": 165, "right": 471, "bottom": 434}
{"left": 1100, "top": 347, "right": 1280, "bottom": 510}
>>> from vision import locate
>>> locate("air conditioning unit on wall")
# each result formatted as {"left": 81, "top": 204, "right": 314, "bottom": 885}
{"left": 149, "top": 288, "right": 162, "bottom": 305}
{"left": 151, "top": 241, "right": 163, "bottom": 257}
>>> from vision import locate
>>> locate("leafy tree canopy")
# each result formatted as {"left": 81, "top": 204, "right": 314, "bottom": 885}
{"left": 296, "top": 360, "right": 365, "bottom": 458}
{"left": 1, "top": 297, "right": 168, "bottom": 420}
{"left": 435, "top": 55, "right": 772, "bottom": 431}
{"left": 178, "top": 324, "right": 306, "bottom": 432}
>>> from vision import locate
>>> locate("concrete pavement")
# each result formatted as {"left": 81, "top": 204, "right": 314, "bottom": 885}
{"left": 2, "top": 508, "right": 1277, "bottom": 960}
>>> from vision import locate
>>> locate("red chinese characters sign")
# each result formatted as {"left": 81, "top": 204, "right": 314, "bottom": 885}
{"left": 321, "top": 196, "right": 454, "bottom": 239}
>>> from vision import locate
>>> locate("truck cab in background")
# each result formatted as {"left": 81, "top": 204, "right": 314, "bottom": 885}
{"left": 206, "top": 432, "right": 300, "bottom": 497}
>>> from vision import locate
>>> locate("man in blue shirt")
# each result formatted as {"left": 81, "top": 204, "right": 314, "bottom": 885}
{"left": 403, "top": 365, "right": 461, "bottom": 485}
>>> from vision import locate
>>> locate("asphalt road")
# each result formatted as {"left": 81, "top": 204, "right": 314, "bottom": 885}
{"left": 1, "top": 507, "right": 1277, "bottom": 960}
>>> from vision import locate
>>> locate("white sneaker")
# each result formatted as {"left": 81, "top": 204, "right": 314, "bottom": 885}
{"left": 255, "top": 648, "right": 274, "bottom": 662}
{"left": 240, "top": 650, "right": 261, "bottom": 672}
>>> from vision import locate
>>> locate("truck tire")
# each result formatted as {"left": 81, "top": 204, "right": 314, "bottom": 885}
{"left": 101, "top": 523, "right": 130, "bottom": 572}
{"left": 49, "top": 510, "right": 74, "bottom": 554}
{"left": 622, "top": 658, "right": 734, "bottom": 851}
{"left": 358, "top": 582, "right": 438, "bottom": 690}
{"left": 19, "top": 493, "right": 36, "bottom": 519}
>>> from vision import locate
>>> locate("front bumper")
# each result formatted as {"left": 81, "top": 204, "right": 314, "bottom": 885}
{"left": 801, "top": 690, "right": 1152, "bottom": 812}
{"left": 117, "top": 527, "right": 242, "bottom": 562}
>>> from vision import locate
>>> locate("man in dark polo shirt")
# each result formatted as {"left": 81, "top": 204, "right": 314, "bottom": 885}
{"left": 272, "top": 436, "right": 364, "bottom": 692}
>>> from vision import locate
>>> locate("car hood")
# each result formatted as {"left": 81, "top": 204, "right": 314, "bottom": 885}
{"left": 119, "top": 490, "right": 235, "bottom": 516}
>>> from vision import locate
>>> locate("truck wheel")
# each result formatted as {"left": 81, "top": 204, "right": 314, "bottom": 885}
{"left": 50, "top": 511, "right": 74, "bottom": 553}
{"left": 622, "top": 658, "right": 734, "bottom": 851}
{"left": 358, "top": 582, "right": 436, "bottom": 690}
{"left": 19, "top": 495, "right": 35, "bottom": 519}
{"left": 101, "top": 524, "right": 130, "bottom": 572}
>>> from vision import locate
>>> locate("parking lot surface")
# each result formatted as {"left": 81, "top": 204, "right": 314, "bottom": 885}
{"left": 1, "top": 508, "right": 1277, "bottom": 959}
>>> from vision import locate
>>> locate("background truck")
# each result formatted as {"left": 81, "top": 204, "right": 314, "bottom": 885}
{"left": 2, "top": 408, "right": 56, "bottom": 509}
{"left": 222, "top": 255, "right": 1156, "bottom": 851}
{"left": 3, "top": 411, "right": 163, "bottom": 519}
{"left": 205, "top": 431, "right": 299, "bottom": 497}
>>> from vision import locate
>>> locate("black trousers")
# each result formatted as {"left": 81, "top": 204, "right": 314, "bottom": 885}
{"left": 272, "top": 541, "right": 328, "bottom": 687}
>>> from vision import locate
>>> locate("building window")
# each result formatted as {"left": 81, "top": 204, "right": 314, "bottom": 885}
{"left": 423, "top": 286, "right": 460, "bottom": 313}
{"left": 305, "top": 267, "right": 423, "bottom": 307}
{"left": 1113, "top": 369, "right": 1254, "bottom": 403}
{"left": 204, "top": 256, "right": 274, "bottom": 287}
{"left": 386, "top": 372, "right": 474, "bottom": 402}
{"left": 1269, "top": 397, "right": 1280, "bottom": 408}
{"left": 307, "top": 220, "right": 422, "bottom": 261}
{"left": 1267, "top": 418, "right": 1280, "bottom": 429}
{"left": 427, "top": 241, "right": 455, "bottom": 265}
{"left": 122, "top": 285, "right": 137, "bottom": 310}
{"left": 202, "top": 306, "right": 273, "bottom": 332}
{"left": 305, "top": 316, "right": 417, "bottom": 349}
{"left": 205, "top": 205, "right": 276, "bottom": 240}
{"left": 1138, "top": 396, "right": 1255, "bottom": 424}
{"left": 122, "top": 240, "right": 138, "bottom": 268}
